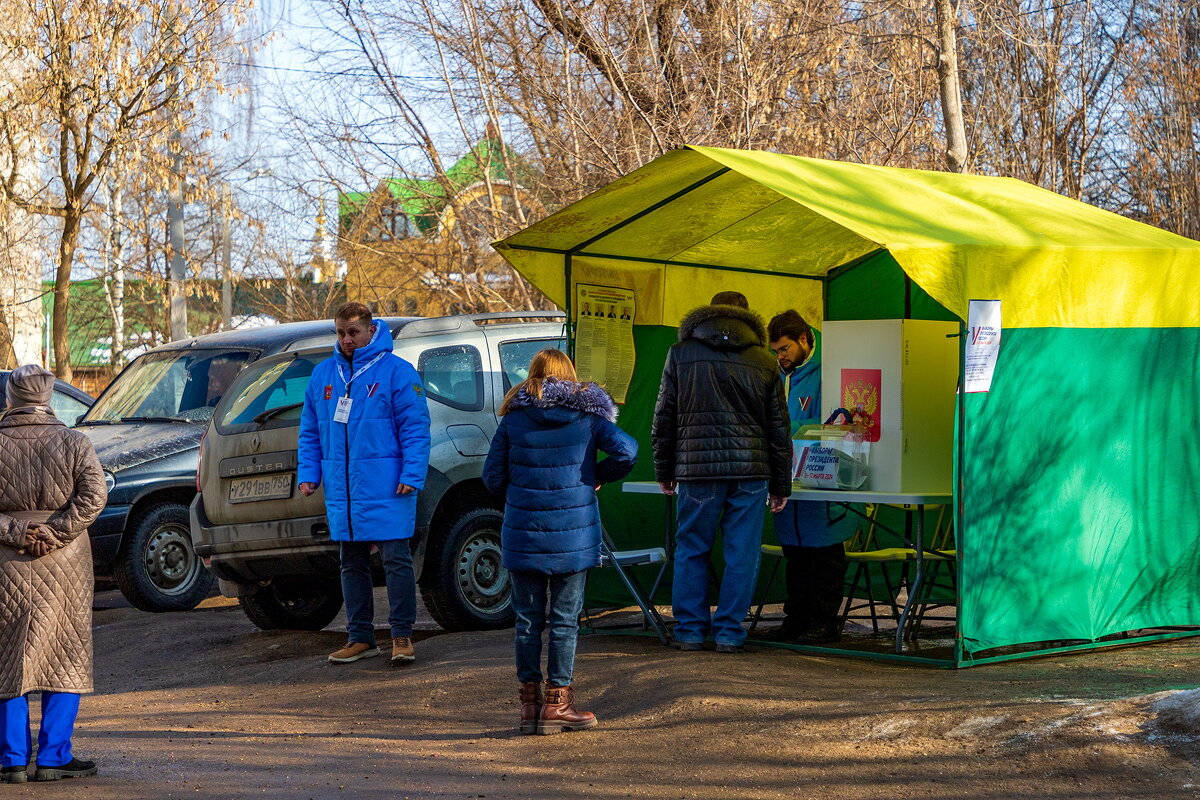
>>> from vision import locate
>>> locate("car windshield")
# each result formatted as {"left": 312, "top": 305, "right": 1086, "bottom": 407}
{"left": 217, "top": 351, "right": 324, "bottom": 431}
{"left": 82, "top": 349, "right": 255, "bottom": 424}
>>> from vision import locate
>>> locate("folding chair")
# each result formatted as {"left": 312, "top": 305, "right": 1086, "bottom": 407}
{"left": 748, "top": 544, "right": 784, "bottom": 632}
{"left": 839, "top": 504, "right": 912, "bottom": 632}
{"left": 899, "top": 506, "right": 956, "bottom": 639}
{"left": 590, "top": 528, "right": 671, "bottom": 645}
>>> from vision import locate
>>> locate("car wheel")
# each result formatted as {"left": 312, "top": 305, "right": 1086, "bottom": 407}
{"left": 114, "top": 502, "right": 215, "bottom": 612}
{"left": 239, "top": 578, "right": 344, "bottom": 631}
{"left": 420, "top": 506, "right": 513, "bottom": 631}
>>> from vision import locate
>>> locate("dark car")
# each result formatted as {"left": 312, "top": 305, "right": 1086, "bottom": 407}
{"left": 76, "top": 319, "right": 413, "bottom": 613}
{"left": 0, "top": 370, "right": 94, "bottom": 424}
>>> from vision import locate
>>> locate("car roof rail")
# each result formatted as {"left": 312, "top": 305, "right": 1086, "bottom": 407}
{"left": 395, "top": 310, "right": 566, "bottom": 338}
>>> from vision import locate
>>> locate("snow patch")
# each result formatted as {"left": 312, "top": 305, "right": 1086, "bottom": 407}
{"left": 865, "top": 718, "right": 917, "bottom": 740}
{"left": 1149, "top": 688, "right": 1200, "bottom": 735}
{"left": 945, "top": 715, "right": 1008, "bottom": 738}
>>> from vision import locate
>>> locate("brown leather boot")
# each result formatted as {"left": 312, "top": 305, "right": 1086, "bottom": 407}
{"left": 537, "top": 685, "right": 597, "bottom": 734}
{"left": 519, "top": 682, "right": 544, "bottom": 735}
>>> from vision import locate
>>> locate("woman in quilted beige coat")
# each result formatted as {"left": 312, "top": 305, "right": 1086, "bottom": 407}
{"left": 0, "top": 365, "right": 106, "bottom": 783}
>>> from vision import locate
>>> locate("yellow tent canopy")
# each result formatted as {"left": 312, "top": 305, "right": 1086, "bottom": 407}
{"left": 495, "top": 146, "right": 1200, "bottom": 329}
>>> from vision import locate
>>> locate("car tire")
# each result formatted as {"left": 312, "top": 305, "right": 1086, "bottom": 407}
{"left": 420, "top": 506, "right": 513, "bottom": 631}
{"left": 114, "top": 502, "right": 215, "bottom": 612}
{"left": 238, "top": 578, "right": 344, "bottom": 631}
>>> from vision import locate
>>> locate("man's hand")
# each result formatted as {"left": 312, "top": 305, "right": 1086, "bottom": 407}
{"left": 658, "top": 481, "right": 677, "bottom": 496}
{"left": 299, "top": 482, "right": 318, "bottom": 497}
{"left": 768, "top": 495, "right": 788, "bottom": 514}
{"left": 396, "top": 483, "right": 416, "bottom": 495}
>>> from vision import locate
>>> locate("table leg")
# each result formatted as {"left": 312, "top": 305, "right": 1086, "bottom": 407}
{"left": 648, "top": 492, "right": 675, "bottom": 601}
{"left": 895, "top": 504, "right": 925, "bottom": 654}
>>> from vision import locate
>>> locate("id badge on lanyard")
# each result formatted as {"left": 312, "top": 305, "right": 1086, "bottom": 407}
{"left": 334, "top": 396, "right": 352, "bottom": 424}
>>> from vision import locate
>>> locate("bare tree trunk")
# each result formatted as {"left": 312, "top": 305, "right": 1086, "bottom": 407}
{"left": 103, "top": 178, "right": 127, "bottom": 369}
{"left": 935, "top": 0, "right": 968, "bottom": 173}
{"left": 52, "top": 208, "right": 82, "bottom": 381}
{"left": 0, "top": 315, "right": 16, "bottom": 368}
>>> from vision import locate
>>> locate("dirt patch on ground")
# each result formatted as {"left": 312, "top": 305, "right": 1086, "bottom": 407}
{"left": 7, "top": 593, "right": 1200, "bottom": 799}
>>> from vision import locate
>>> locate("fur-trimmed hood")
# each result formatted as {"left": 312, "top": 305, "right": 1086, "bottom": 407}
{"left": 677, "top": 304, "right": 767, "bottom": 350}
{"left": 507, "top": 378, "right": 618, "bottom": 423}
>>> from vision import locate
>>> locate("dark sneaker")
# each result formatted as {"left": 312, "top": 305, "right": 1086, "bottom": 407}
{"left": 671, "top": 639, "right": 703, "bottom": 651}
{"left": 328, "top": 642, "right": 382, "bottom": 663}
{"left": 0, "top": 765, "right": 28, "bottom": 784}
{"left": 34, "top": 758, "right": 97, "bottom": 781}
{"left": 715, "top": 643, "right": 745, "bottom": 654}
{"left": 795, "top": 626, "right": 842, "bottom": 645}
{"left": 763, "top": 624, "right": 805, "bottom": 643}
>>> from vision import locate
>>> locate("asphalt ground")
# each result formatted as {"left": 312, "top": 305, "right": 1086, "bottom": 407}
{"left": 5, "top": 590, "right": 1200, "bottom": 799}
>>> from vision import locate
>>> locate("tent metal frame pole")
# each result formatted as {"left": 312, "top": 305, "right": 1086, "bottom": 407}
{"left": 565, "top": 252, "right": 575, "bottom": 360}
{"left": 954, "top": 320, "right": 967, "bottom": 666}
{"left": 504, "top": 244, "right": 824, "bottom": 282}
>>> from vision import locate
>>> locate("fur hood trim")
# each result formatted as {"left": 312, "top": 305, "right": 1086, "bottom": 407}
{"left": 509, "top": 378, "right": 618, "bottom": 422}
{"left": 677, "top": 304, "right": 767, "bottom": 347}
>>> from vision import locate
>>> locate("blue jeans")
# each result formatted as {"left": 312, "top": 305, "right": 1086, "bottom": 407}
{"left": 672, "top": 479, "right": 768, "bottom": 646}
{"left": 509, "top": 570, "right": 588, "bottom": 687}
{"left": 339, "top": 538, "right": 415, "bottom": 644}
{"left": 1, "top": 692, "right": 79, "bottom": 768}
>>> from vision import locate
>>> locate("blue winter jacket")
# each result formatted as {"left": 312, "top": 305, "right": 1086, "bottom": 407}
{"left": 786, "top": 346, "right": 822, "bottom": 435}
{"left": 297, "top": 323, "right": 431, "bottom": 542}
{"left": 775, "top": 340, "right": 853, "bottom": 547}
{"left": 483, "top": 380, "right": 638, "bottom": 575}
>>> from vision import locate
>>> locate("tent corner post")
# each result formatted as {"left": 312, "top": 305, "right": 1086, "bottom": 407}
{"left": 564, "top": 252, "right": 574, "bottom": 360}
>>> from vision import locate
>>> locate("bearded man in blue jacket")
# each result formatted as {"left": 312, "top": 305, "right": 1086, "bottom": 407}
{"left": 767, "top": 309, "right": 850, "bottom": 645}
{"left": 298, "top": 302, "right": 431, "bottom": 665}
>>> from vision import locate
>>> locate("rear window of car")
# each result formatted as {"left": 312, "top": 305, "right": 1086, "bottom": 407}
{"left": 497, "top": 338, "right": 568, "bottom": 391}
{"left": 418, "top": 345, "right": 483, "bottom": 411}
{"left": 215, "top": 352, "right": 324, "bottom": 434}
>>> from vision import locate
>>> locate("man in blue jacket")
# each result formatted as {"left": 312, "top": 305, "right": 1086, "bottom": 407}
{"left": 767, "top": 309, "right": 849, "bottom": 644}
{"left": 298, "top": 302, "right": 431, "bottom": 665}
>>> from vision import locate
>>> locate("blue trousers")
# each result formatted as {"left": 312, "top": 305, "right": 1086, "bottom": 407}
{"left": 1, "top": 692, "right": 79, "bottom": 768}
{"left": 509, "top": 570, "right": 588, "bottom": 687}
{"left": 672, "top": 479, "right": 768, "bottom": 647}
{"left": 339, "top": 538, "right": 416, "bottom": 644}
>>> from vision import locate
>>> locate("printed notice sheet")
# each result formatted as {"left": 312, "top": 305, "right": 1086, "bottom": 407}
{"left": 965, "top": 299, "right": 1002, "bottom": 393}
{"left": 574, "top": 284, "right": 635, "bottom": 403}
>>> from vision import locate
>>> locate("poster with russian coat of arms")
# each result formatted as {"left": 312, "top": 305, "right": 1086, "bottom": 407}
{"left": 840, "top": 368, "right": 882, "bottom": 442}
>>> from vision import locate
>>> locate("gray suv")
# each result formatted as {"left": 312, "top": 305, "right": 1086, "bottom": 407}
{"left": 191, "top": 312, "right": 566, "bottom": 631}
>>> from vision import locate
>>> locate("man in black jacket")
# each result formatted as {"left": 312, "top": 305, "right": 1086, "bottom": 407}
{"left": 652, "top": 292, "right": 792, "bottom": 653}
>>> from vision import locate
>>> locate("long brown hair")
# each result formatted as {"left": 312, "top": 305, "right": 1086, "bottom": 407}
{"left": 498, "top": 349, "right": 578, "bottom": 416}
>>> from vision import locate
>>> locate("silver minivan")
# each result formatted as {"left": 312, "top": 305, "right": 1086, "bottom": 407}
{"left": 191, "top": 312, "right": 566, "bottom": 631}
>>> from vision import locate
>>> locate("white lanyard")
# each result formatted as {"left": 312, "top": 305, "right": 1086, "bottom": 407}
{"left": 337, "top": 352, "right": 387, "bottom": 395}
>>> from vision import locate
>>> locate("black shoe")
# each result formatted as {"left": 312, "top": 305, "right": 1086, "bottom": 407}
{"left": 0, "top": 765, "right": 28, "bottom": 784}
{"left": 795, "top": 626, "right": 842, "bottom": 645}
{"left": 763, "top": 624, "right": 805, "bottom": 643}
{"left": 671, "top": 639, "right": 703, "bottom": 651}
{"left": 34, "top": 758, "right": 97, "bottom": 781}
{"left": 715, "top": 643, "right": 745, "bottom": 654}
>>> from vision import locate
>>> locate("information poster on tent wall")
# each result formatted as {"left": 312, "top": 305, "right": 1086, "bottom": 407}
{"left": 574, "top": 283, "right": 636, "bottom": 403}
{"left": 965, "top": 299, "right": 1002, "bottom": 393}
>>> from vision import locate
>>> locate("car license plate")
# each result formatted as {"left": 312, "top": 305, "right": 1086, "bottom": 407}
{"left": 227, "top": 473, "right": 294, "bottom": 504}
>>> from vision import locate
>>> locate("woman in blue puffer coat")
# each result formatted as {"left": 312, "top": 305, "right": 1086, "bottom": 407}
{"left": 483, "top": 349, "right": 637, "bottom": 736}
